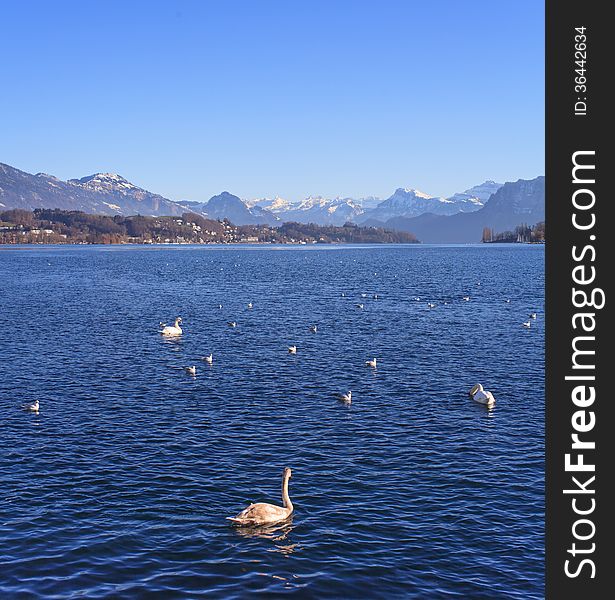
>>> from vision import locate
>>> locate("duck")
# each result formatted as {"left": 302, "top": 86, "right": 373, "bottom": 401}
{"left": 202, "top": 353, "right": 213, "bottom": 364}
{"left": 160, "top": 317, "right": 183, "bottom": 336}
{"left": 227, "top": 467, "right": 294, "bottom": 527}
{"left": 309, "top": 325, "right": 318, "bottom": 333}
{"left": 469, "top": 383, "right": 495, "bottom": 407}
{"left": 365, "top": 358, "right": 377, "bottom": 368}
{"left": 185, "top": 366, "right": 197, "bottom": 376}
{"left": 337, "top": 390, "right": 352, "bottom": 404}
{"left": 522, "top": 321, "right": 531, "bottom": 328}
{"left": 23, "top": 400, "right": 39, "bottom": 412}
{"left": 228, "top": 321, "right": 237, "bottom": 328}
{"left": 529, "top": 313, "right": 537, "bottom": 319}
{"left": 288, "top": 345, "right": 297, "bottom": 354}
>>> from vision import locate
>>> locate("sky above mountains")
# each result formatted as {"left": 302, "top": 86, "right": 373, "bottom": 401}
{"left": 0, "top": 0, "right": 544, "bottom": 203}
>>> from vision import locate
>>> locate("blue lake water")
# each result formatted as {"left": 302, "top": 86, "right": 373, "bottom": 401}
{"left": 0, "top": 244, "right": 544, "bottom": 598}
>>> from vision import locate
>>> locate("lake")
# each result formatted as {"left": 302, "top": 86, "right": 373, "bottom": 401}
{"left": 0, "top": 244, "right": 544, "bottom": 598}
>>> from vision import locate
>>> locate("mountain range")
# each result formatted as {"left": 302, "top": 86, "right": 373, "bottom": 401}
{"left": 1, "top": 161, "right": 544, "bottom": 242}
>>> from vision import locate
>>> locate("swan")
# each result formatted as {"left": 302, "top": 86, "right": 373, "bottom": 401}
{"left": 373, "top": 294, "right": 379, "bottom": 299}
{"left": 529, "top": 313, "right": 537, "bottom": 319}
{"left": 361, "top": 293, "right": 367, "bottom": 298}
{"left": 337, "top": 390, "right": 352, "bottom": 404}
{"left": 228, "top": 321, "right": 237, "bottom": 328}
{"left": 462, "top": 296, "right": 470, "bottom": 301}
{"left": 413, "top": 297, "right": 421, "bottom": 301}
{"left": 309, "top": 325, "right": 317, "bottom": 333}
{"left": 23, "top": 400, "right": 39, "bottom": 412}
{"left": 202, "top": 353, "right": 213, "bottom": 364}
{"left": 365, "top": 358, "right": 377, "bottom": 368}
{"left": 227, "top": 467, "right": 294, "bottom": 527}
{"left": 469, "top": 383, "right": 495, "bottom": 407}
{"left": 522, "top": 321, "right": 531, "bottom": 328}
{"left": 427, "top": 302, "right": 436, "bottom": 308}
{"left": 218, "top": 304, "right": 223, "bottom": 309}
{"left": 288, "top": 345, "right": 297, "bottom": 354}
{"left": 505, "top": 299, "right": 511, "bottom": 303}
{"left": 184, "top": 366, "right": 197, "bottom": 376}
{"left": 356, "top": 303, "right": 364, "bottom": 310}
{"left": 247, "top": 302, "right": 253, "bottom": 309}
{"left": 161, "top": 317, "right": 183, "bottom": 336}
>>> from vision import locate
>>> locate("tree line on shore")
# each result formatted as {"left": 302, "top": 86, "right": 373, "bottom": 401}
{"left": 481, "top": 222, "right": 545, "bottom": 243}
{"left": 0, "top": 209, "right": 418, "bottom": 245}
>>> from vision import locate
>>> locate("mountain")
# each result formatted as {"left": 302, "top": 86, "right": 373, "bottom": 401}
{"left": 356, "top": 181, "right": 503, "bottom": 225}
{"left": 281, "top": 196, "right": 365, "bottom": 226}
{"left": 197, "top": 192, "right": 280, "bottom": 225}
{"left": 383, "top": 176, "right": 544, "bottom": 243}
{"left": 0, "top": 163, "right": 183, "bottom": 216}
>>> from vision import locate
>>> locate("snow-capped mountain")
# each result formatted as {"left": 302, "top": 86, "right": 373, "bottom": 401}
{"left": 179, "top": 192, "right": 280, "bottom": 226}
{"left": 357, "top": 188, "right": 455, "bottom": 223}
{"left": 247, "top": 196, "right": 292, "bottom": 213}
{"left": 445, "top": 180, "right": 503, "bottom": 210}
{"left": 0, "top": 163, "right": 184, "bottom": 216}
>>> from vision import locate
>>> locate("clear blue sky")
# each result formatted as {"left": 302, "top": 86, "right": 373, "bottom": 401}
{"left": 0, "top": 0, "right": 544, "bottom": 202}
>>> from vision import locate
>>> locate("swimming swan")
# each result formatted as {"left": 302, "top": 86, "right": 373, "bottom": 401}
{"left": 228, "top": 321, "right": 237, "bottom": 328}
{"left": 202, "top": 354, "right": 213, "bottom": 364}
{"left": 337, "top": 390, "right": 352, "bottom": 404}
{"left": 462, "top": 296, "right": 470, "bottom": 302}
{"left": 161, "top": 317, "right": 183, "bottom": 336}
{"left": 469, "top": 383, "right": 495, "bottom": 407}
{"left": 365, "top": 358, "right": 377, "bottom": 368}
{"left": 185, "top": 366, "right": 197, "bottom": 376}
{"left": 529, "top": 313, "right": 537, "bottom": 319}
{"left": 288, "top": 345, "right": 297, "bottom": 354}
{"left": 227, "top": 467, "right": 294, "bottom": 527}
{"left": 522, "top": 321, "right": 531, "bottom": 328}
{"left": 309, "top": 325, "right": 318, "bottom": 333}
{"left": 23, "top": 400, "right": 39, "bottom": 412}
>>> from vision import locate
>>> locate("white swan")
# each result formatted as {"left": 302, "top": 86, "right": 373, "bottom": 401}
{"left": 288, "top": 345, "right": 297, "bottom": 354}
{"left": 309, "top": 325, "right": 317, "bottom": 333}
{"left": 228, "top": 321, "right": 237, "bottom": 328}
{"left": 160, "top": 317, "right": 182, "bottom": 336}
{"left": 373, "top": 294, "right": 379, "bottom": 299}
{"left": 529, "top": 313, "right": 537, "bottom": 319}
{"left": 202, "top": 354, "right": 213, "bottom": 364}
{"left": 469, "top": 383, "right": 495, "bottom": 407}
{"left": 185, "top": 366, "right": 197, "bottom": 376}
{"left": 23, "top": 400, "right": 39, "bottom": 412}
{"left": 462, "top": 296, "right": 470, "bottom": 302}
{"left": 356, "top": 303, "right": 364, "bottom": 310}
{"left": 247, "top": 302, "right": 253, "bottom": 309}
{"left": 522, "top": 321, "right": 531, "bottom": 328}
{"left": 427, "top": 302, "right": 436, "bottom": 308}
{"left": 505, "top": 299, "right": 511, "bottom": 303}
{"left": 218, "top": 304, "right": 223, "bottom": 309}
{"left": 227, "top": 467, "right": 294, "bottom": 527}
{"left": 365, "top": 358, "right": 377, "bottom": 368}
{"left": 337, "top": 390, "right": 352, "bottom": 404}
{"left": 361, "top": 293, "right": 367, "bottom": 298}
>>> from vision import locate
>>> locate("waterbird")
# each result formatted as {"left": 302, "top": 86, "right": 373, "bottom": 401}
{"left": 336, "top": 390, "right": 352, "bottom": 404}
{"left": 427, "top": 302, "right": 436, "bottom": 308}
{"left": 413, "top": 297, "right": 421, "bottom": 301}
{"left": 288, "top": 345, "right": 297, "bottom": 354}
{"left": 356, "top": 303, "right": 364, "bottom": 310}
{"left": 228, "top": 321, "right": 237, "bottom": 328}
{"left": 462, "top": 296, "right": 470, "bottom": 302}
{"left": 202, "top": 353, "right": 213, "bottom": 364}
{"left": 247, "top": 302, "right": 253, "bottom": 309}
{"left": 373, "top": 294, "right": 379, "bottom": 299}
{"left": 185, "top": 366, "right": 197, "bottom": 376}
{"left": 218, "top": 304, "right": 223, "bottom": 309}
{"left": 505, "top": 299, "right": 511, "bottom": 303}
{"left": 160, "top": 317, "right": 183, "bottom": 336}
{"left": 365, "top": 358, "right": 377, "bottom": 368}
{"left": 22, "top": 399, "right": 39, "bottom": 412}
{"left": 361, "top": 293, "right": 367, "bottom": 298}
{"left": 530, "top": 313, "right": 537, "bottom": 319}
{"left": 469, "top": 383, "right": 496, "bottom": 408}
{"left": 341, "top": 292, "right": 346, "bottom": 297}
{"left": 309, "top": 325, "right": 317, "bottom": 333}
{"left": 227, "top": 467, "right": 294, "bottom": 527}
{"left": 522, "top": 321, "right": 531, "bottom": 328}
